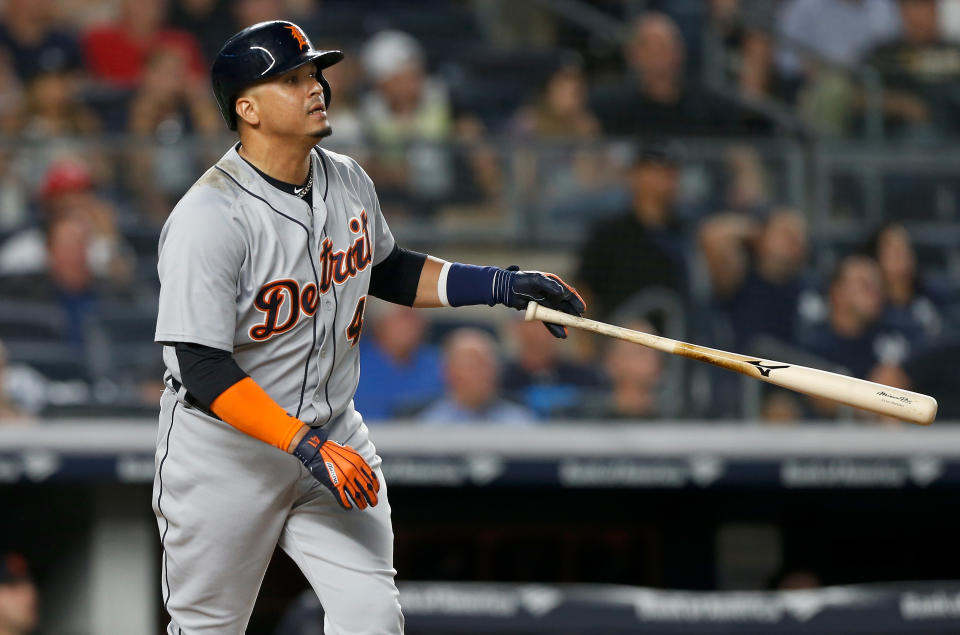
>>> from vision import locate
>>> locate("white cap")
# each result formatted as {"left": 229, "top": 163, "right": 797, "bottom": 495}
{"left": 361, "top": 30, "right": 425, "bottom": 82}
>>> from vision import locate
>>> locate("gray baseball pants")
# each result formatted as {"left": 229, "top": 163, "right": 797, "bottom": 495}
{"left": 152, "top": 389, "right": 403, "bottom": 634}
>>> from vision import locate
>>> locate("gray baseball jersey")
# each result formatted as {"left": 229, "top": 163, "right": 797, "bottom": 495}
{"left": 152, "top": 143, "right": 404, "bottom": 634}
{"left": 156, "top": 143, "right": 395, "bottom": 422}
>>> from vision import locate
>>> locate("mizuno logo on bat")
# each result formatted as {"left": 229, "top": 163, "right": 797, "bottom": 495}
{"left": 877, "top": 390, "right": 912, "bottom": 404}
{"left": 747, "top": 361, "right": 790, "bottom": 377}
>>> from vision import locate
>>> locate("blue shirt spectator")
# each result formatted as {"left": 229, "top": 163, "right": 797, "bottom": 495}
{"left": 798, "top": 255, "right": 911, "bottom": 379}
{"left": 571, "top": 319, "right": 665, "bottom": 420}
{"left": 419, "top": 328, "right": 535, "bottom": 425}
{"left": 419, "top": 397, "right": 533, "bottom": 425}
{"left": 776, "top": 0, "right": 900, "bottom": 77}
{"left": 864, "top": 223, "right": 945, "bottom": 351}
{"left": 699, "top": 209, "right": 811, "bottom": 350}
{"left": 353, "top": 304, "right": 442, "bottom": 421}
{"left": 501, "top": 317, "right": 606, "bottom": 418}
{"left": 0, "top": 0, "right": 81, "bottom": 81}
{"left": 355, "top": 344, "right": 442, "bottom": 420}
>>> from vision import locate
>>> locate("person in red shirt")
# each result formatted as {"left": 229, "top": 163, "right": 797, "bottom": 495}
{"left": 82, "top": 0, "right": 206, "bottom": 88}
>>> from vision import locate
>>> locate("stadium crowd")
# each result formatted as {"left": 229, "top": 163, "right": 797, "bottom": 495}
{"left": 0, "top": 0, "right": 957, "bottom": 425}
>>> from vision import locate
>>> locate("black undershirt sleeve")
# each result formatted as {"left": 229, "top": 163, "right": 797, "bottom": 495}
{"left": 368, "top": 244, "right": 428, "bottom": 306}
{"left": 174, "top": 342, "right": 249, "bottom": 408}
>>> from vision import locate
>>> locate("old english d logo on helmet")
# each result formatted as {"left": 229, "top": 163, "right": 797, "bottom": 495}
{"left": 285, "top": 24, "right": 309, "bottom": 50}
{"left": 211, "top": 20, "right": 344, "bottom": 130}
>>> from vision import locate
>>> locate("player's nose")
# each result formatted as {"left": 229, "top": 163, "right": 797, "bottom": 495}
{"left": 308, "top": 77, "right": 323, "bottom": 101}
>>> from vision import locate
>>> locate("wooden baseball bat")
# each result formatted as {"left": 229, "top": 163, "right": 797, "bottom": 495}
{"left": 525, "top": 302, "right": 937, "bottom": 425}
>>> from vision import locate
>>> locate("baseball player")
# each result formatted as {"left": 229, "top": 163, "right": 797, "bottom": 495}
{"left": 153, "top": 21, "right": 585, "bottom": 634}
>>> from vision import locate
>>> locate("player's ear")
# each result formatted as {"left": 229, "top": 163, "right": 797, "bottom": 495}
{"left": 235, "top": 93, "right": 260, "bottom": 128}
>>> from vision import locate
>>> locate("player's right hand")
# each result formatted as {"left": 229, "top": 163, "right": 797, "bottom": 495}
{"left": 292, "top": 428, "right": 380, "bottom": 510}
{"left": 501, "top": 265, "right": 586, "bottom": 338}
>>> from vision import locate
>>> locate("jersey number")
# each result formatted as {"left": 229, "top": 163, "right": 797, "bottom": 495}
{"left": 346, "top": 296, "right": 366, "bottom": 347}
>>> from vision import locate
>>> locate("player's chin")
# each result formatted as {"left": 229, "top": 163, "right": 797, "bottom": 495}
{"left": 308, "top": 122, "right": 333, "bottom": 139}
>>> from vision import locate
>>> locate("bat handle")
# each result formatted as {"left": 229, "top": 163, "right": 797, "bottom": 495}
{"left": 524, "top": 301, "right": 540, "bottom": 322}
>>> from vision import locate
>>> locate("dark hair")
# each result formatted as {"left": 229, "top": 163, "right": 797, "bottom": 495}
{"left": 861, "top": 222, "right": 908, "bottom": 260}
{"left": 632, "top": 138, "right": 686, "bottom": 167}
{"left": 829, "top": 254, "right": 879, "bottom": 287}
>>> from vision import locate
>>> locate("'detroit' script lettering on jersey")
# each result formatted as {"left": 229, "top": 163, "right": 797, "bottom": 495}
{"left": 249, "top": 211, "right": 372, "bottom": 341}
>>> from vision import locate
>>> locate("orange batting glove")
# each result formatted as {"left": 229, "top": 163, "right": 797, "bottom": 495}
{"left": 292, "top": 428, "right": 380, "bottom": 510}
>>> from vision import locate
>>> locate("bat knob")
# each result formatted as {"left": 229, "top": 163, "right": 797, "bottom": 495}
{"left": 524, "top": 302, "right": 540, "bottom": 322}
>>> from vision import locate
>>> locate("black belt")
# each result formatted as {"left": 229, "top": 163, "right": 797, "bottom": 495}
{"left": 169, "top": 377, "right": 221, "bottom": 420}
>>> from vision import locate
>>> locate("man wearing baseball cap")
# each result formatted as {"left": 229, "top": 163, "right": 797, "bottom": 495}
{"left": 0, "top": 553, "right": 36, "bottom": 635}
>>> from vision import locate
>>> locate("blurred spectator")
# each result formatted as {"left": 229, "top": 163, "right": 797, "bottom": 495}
{"left": 472, "top": 1, "right": 559, "bottom": 49}
{"left": 0, "top": 50, "right": 24, "bottom": 135}
{"left": 699, "top": 208, "right": 810, "bottom": 349}
{"left": 0, "top": 0, "right": 81, "bottom": 81}
{"left": 863, "top": 222, "right": 944, "bottom": 346}
{"left": 168, "top": 0, "right": 233, "bottom": 63}
{"left": 575, "top": 142, "right": 688, "bottom": 320}
{"left": 232, "top": 0, "right": 284, "bottom": 28}
{"left": 0, "top": 553, "right": 37, "bottom": 635}
{"left": 719, "top": 145, "right": 772, "bottom": 216}
{"left": 353, "top": 303, "right": 442, "bottom": 421}
{"left": 870, "top": 341, "right": 960, "bottom": 419}
{"left": 760, "top": 389, "right": 805, "bottom": 423}
{"left": 776, "top": 0, "right": 904, "bottom": 135}
{"left": 0, "top": 341, "right": 31, "bottom": 423}
{"left": 776, "top": 0, "right": 900, "bottom": 78}
{"left": 512, "top": 57, "right": 601, "bottom": 140}
{"left": 501, "top": 317, "right": 605, "bottom": 418}
{"left": 17, "top": 52, "right": 100, "bottom": 138}
{"left": 285, "top": 0, "right": 320, "bottom": 21}
{"left": 127, "top": 44, "right": 219, "bottom": 136}
{"left": 359, "top": 29, "right": 500, "bottom": 218}
{"left": 590, "top": 12, "right": 754, "bottom": 136}
{"left": 360, "top": 30, "right": 500, "bottom": 221}
{"left": 511, "top": 56, "right": 619, "bottom": 222}
{"left": 317, "top": 44, "right": 365, "bottom": 149}
{"left": 82, "top": 0, "right": 206, "bottom": 88}
{"left": 0, "top": 214, "right": 131, "bottom": 347}
{"left": 578, "top": 320, "right": 664, "bottom": 420}
{"left": 706, "top": 0, "right": 782, "bottom": 98}
{"left": 420, "top": 328, "right": 534, "bottom": 424}
{"left": 171, "top": 0, "right": 286, "bottom": 63}
{"left": 941, "top": 0, "right": 960, "bottom": 42}
{"left": 359, "top": 30, "right": 454, "bottom": 212}
{"left": 127, "top": 45, "right": 220, "bottom": 224}
{"left": 0, "top": 149, "right": 29, "bottom": 234}
{"left": 0, "top": 158, "right": 133, "bottom": 285}
{"left": 798, "top": 255, "right": 911, "bottom": 379}
{"left": 39, "top": 215, "right": 97, "bottom": 347}
{"left": 865, "top": 0, "right": 960, "bottom": 137}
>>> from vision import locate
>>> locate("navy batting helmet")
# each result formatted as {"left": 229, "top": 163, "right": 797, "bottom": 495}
{"left": 211, "top": 21, "right": 344, "bottom": 130}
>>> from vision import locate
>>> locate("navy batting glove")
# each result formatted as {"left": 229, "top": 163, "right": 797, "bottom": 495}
{"left": 496, "top": 265, "right": 586, "bottom": 338}
{"left": 293, "top": 428, "right": 380, "bottom": 510}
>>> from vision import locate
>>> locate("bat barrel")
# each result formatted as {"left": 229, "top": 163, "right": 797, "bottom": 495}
{"left": 524, "top": 302, "right": 938, "bottom": 426}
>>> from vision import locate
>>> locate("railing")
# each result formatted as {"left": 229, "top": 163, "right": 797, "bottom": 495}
{"left": 0, "top": 135, "right": 807, "bottom": 247}
{"left": 4, "top": 133, "right": 956, "bottom": 246}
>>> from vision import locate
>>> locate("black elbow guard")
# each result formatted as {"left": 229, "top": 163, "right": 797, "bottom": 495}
{"left": 368, "top": 245, "right": 427, "bottom": 306}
